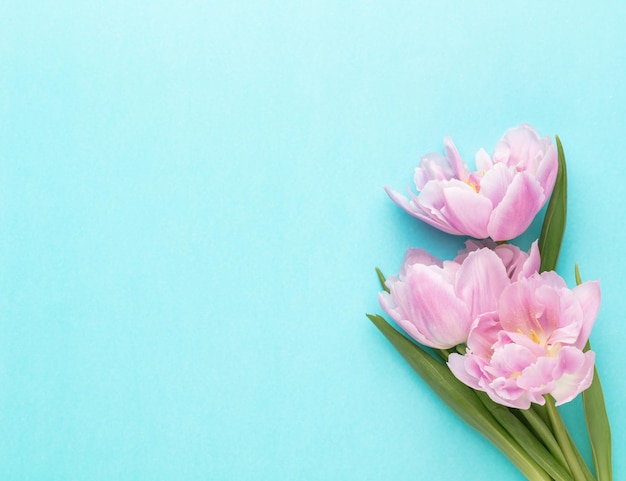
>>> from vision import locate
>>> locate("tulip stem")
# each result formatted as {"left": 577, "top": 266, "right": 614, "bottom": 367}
{"left": 474, "top": 392, "right": 574, "bottom": 481}
{"left": 519, "top": 406, "right": 570, "bottom": 473}
{"left": 566, "top": 430, "right": 597, "bottom": 481}
{"left": 544, "top": 395, "right": 588, "bottom": 481}
{"left": 531, "top": 403, "right": 551, "bottom": 427}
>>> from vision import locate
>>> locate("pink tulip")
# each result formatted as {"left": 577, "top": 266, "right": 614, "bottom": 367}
{"left": 448, "top": 271, "right": 600, "bottom": 409}
{"left": 379, "top": 243, "right": 538, "bottom": 349}
{"left": 385, "top": 124, "right": 558, "bottom": 241}
{"left": 454, "top": 239, "right": 540, "bottom": 281}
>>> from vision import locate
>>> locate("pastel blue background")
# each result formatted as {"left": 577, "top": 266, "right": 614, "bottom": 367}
{"left": 1, "top": 2, "right": 624, "bottom": 480}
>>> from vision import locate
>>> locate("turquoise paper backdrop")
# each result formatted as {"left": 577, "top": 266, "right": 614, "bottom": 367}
{"left": 2, "top": 2, "right": 624, "bottom": 480}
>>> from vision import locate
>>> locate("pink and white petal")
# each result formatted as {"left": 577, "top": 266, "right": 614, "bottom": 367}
{"left": 544, "top": 290, "right": 584, "bottom": 345}
{"left": 379, "top": 289, "right": 402, "bottom": 323}
{"left": 552, "top": 349, "right": 596, "bottom": 405}
{"left": 498, "top": 279, "right": 545, "bottom": 335}
{"left": 517, "top": 241, "right": 541, "bottom": 280}
{"left": 538, "top": 271, "right": 568, "bottom": 290}
{"left": 475, "top": 147, "right": 493, "bottom": 172}
{"left": 404, "top": 265, "right": 472, "bottom": 347}
{"left": 384, "top": 185, "right": 461, "bottom": 235}
{"left": 467, "top": 312, "right": 501, "bottom": 358}
{"left": 384, "top": 185, "right": 417, "bottom": 215}
{"left": 489, "top": 377, "right": 531, "bottom": 409}
{"left": 379, "top": 280, "right": 447, "bottom": 349}
{"left": 412, "top": 180, "right": 445, "bottom": 214}
{"left": 521, "top": 128, "right": 553, "bottom": 175}
{"left": 534, "top": 284, "right": 581, "bottom": 343}
{"left": 396, "top": 319, "right": 448, "bottom": 349}
{"left": 443, "top": 136, "right": 469, "bottom": 181}
{"left": 409, "top": 212, "right": 466, "bottom": 236}
{"left": 493, "top": 124, "right": 540, "bottom": 169}
{"left": 492, "top": 243, "right": 523, "bottom": 280}
{"left": 414, "top": 152, "right": 455, "bottom": 189}
{"left": 534, "top": 143, "right": 558, "bottom": 194}
{"left": 494, "top": 244, "right": 516, "bottom": 270}
{"left": 487, "top": 172, "right": 545, "bottom": 241}
{"left": 492, "top": 242, "right": 539, "bottom": 281}
{"left": 440, "top": 260, "right": 461, "bottom": 285}
{"left": 454, "top": 239, "right": 496, "bottom": 264}
{"left": 487, "top": 343, "right": 537, "bottom": 379}
{"left": 571, "top": 280, "right": 601, "bottom": 349}
{"left": 455, "top": 248, "right": 510, "bottom": 318}
{"left": 517, "top": 357, "right": 558, "bottom": 394}
{"left": 440, "top": 185, "right": 493, "bottom": 239}
{"left": 448, "top": 353, "right": 482, "bottom": 390}
{"left": 492, "top": 139, "right": 513, "bottom": 166}
{"left": 401, "top": 248, "right": 443, "bottom": 274}
{"left": 465, "top": 354, "right": 491, "bottom": 381}
{"left": 478, "top": 162, "right": 515, "bottom": 207}
{"left": 499, "top": 330, "right": 546, "bottom": 358}
{"left": 413, "top": 181, "right": 470, "bottom": 235}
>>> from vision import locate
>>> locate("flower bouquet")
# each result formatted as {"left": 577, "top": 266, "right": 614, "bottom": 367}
{"left": 368, "top": 125, "right": 612, "bottom": 481}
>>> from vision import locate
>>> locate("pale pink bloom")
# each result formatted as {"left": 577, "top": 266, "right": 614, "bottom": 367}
{"left": 385, "top": 124, "right": 558, "bottom": 241}
{"left": 379, "top": 242, "right": 538, "bottom": 349}
{"left": 448, "top": 272, "right": 600, "bottom": 409}
{"left": 454, "top": 239, "right": 540, "bottom": 281}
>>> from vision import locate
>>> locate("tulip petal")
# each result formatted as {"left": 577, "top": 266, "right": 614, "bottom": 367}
{"left": 401, "top": 248, "right": 443, "bottom": 274}
{"left": 384, "top": 185, "right": 456, "bottom": 234}
{"left": 534, "top": 143, "right": 558, "bottom": 194}
{"left": 443, "top": 136, "right": 469, "bottom": 181}
{"left": 535, "top": 285, "right": 581, "bottom": 344}
{"left": 517, "top": 356, "right": 558, "bottom": 394}
{"left": 552, "top": 348, "right": 595, "bottom": 405}
{"left": 455, "top": 249, "right": 510, "bottom": 319}
{"left": 447, "top": 353, "right": 481, "bottom": 390}
{"left": 498, "top": 279, "right": 545, "bottom": 336}
{"left": 475, "top": 147, "right": 493, "bottom": 171}
{"left": 440, "top": 184, "right": 493, "bottom": 239}
{"left": 402, "top": 265, "right": 472, "bottom": 348}
{"left": 383, "top": 185, "right": 415, "bottom": 215}
{"left": 487, "top": 172, "right": 545, "bottom": 241}
{"left": 493, "top": 124, "right": 543, "bottom": 169}
{"left": 467, "top": 312, "right": 501, "bottom": 358}
{"left": 572, "top": 280, "right": 601, "bottom": 349}
{"left": 486, "top": 344, "right": 538, "bottom": 389}
{"left": 489, "top": 377, "right": 529, "bottom": 408}
{"left": 518, "top": 241, "right": 540, "bottom": 280}
{"left": 414, "top": 152, "right": 454, "bottom": 189}
{"left": 415, "top": 181, "right": 467, "bottom": 234}
{"left": 478, "top": 162, "right": 515, "bottom": 207}
{"left": 543, "top": 289, "right": 584, "bottom": 345}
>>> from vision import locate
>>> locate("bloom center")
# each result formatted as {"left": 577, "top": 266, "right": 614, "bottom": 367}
{"left": 517, "top": 328, "right": 541, "bottom": 344}
{"left": 465, "top": 179, "right": 480, "bottom": 193}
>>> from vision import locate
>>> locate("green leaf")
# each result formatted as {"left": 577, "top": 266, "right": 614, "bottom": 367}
{"left": 583, "top": 345, "right": 612, "bottom": 481}
{"left": 575, "top": 263, "right": 582, "bottom": 286}
{"left": 367, "top": 314, "right": 553, "bottom": 481}
{"left": 576, "top": 266, "right": 612, "bottom": 481}
{"left": 474, "top": 391, "right": 574, "bottom": 481}
{"left": 517, "top": 405, "right": 570, "bottom": 475}
{"left": 539, "top": 135, "right": 568, "bottom": 273}
{"left": 375, "top": 267, "right": 389, "bottom": 293}
{"left": 567, "top": 427, "right": 597, "bottom": 481}
{"left": 544, "top": 395, "right": 588, "bottom": 481}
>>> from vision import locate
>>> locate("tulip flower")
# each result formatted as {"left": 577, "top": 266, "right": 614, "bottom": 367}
{"left": 448, "top": 271, "right": 600, "bottom": 409}
{"left": 385, "top": 124, "right": 558, "bottom": 241}
{"left": 455, "top": 239, "right": 540, "bottom": 281}
{"left": 379, "top": 242, "right": 539, "bottom": 349}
